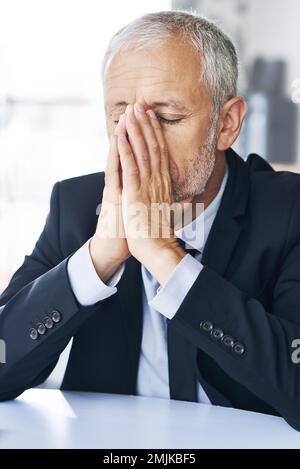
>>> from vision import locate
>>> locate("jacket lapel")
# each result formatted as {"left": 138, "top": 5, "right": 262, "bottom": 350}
{"left": 202, "top": 148, "right": 250, "bottom": 276}
{"left": 167, "top": 149, "right": 252, "bottom": 405}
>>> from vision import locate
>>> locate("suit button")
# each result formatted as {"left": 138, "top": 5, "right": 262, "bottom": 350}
{"left": 211, "top": 328, "right": 224, "bottom": 340}
{"left": 51, "top": 310, "right": 61, "bottom": 323}
{"left": 43, "top": 316, "right": 53, "bottom": 329}
{"left": 29, "top": 328, "right": 38, "bottom": 340}
{"left": 200, "top": 320, "right": 213, "bottom": 332}
{"left": 37, "top": 323, "right": 46, "bottom": 335}
{"left": 221, "top": 335, "right": 234, "bottom": 348}
{"left": 233, "top": 342, "right": 245, "bottom": 355}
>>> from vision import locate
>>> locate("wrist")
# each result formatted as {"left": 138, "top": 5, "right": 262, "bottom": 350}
{"left": 141, "top": 243, "right": 186, "bottom": 286}
{"left": 89, "top": 237, "right": 124, "bottom": 283}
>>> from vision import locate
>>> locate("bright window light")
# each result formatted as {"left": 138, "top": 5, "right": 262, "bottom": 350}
{"left": 0, "top": 0, "right": 171, "bottom": 294}
{"left": 0, "top": 0, "right": 171, "bottom": 99}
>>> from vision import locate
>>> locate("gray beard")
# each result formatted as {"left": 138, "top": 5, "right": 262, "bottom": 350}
{"left": 171, "top": 115, "right": 218, "bottom": 202}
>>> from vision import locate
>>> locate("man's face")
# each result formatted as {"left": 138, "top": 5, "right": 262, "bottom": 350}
{"left": 103, "top": 38, "right": 218, "bottom": 202}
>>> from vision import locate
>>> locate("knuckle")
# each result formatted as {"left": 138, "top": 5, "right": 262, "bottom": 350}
{"left": 129, "top": 167, "right": 139, "bottom": 177}
{"left": 139, "top": 153, "right": 149, "bottom": 161}
{"left": 151, "top": 141, "right": 160, "bottom": 153}
{"left": 161, "top": 144, "right": 168, "bottom": 156}
{"left": 124, "top": 166, "right": 139, "bottom": 178}
{"left": 121, "top": 148, "right": 133, "bottom": 158}
{"left": 128, "top": 172, "right": 139, "bottom": 183}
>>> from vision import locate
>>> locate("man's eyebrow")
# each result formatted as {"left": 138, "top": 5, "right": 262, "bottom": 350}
{"left": 151, "top": 101, "right": 190, "bottom": 112}
{"left": 106, "top": 100, "right": 189, "bottom": 112}
{"left": 106, "top": 101, "right": 127, "bottom": 109}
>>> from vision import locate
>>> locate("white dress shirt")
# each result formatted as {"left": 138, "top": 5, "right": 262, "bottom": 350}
{"left": 67, "top": 166, "right": 228, "bottom": 403}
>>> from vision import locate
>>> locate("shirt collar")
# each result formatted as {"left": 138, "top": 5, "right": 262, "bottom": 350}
{"left": 175, "top": 163, "right": 229, "bottom": 252}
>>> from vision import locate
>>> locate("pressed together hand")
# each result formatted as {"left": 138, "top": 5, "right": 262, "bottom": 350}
{"left": 90, "top": 102, "right": 186, "bottom": 286}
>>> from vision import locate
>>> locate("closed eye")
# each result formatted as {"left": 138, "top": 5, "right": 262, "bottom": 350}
{"left": 156, "top": 115, "right": 183, "bottom": 125}
{"left": 112, "top": 115, "right": 183, "bottom": 125}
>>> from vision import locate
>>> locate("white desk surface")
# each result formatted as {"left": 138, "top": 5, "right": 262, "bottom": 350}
{"left": 0, "top": 388, "right": 300, "bottom": 449}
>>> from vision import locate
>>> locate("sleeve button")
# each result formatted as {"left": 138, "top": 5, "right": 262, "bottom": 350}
{"left": 221, "top": 335, "right": 234, "bottom": 348}
{"left": 37, "top": 323, "right": 46, "bottom": 335}
{"left": 200, "top": 320, "right": 213, "bottom": 332}
{"left": 29, "top": 328, "right": 38, "bottom": 340}
{"left": 233, "top": 342, "right": 245, "bottom": 355}
{"left": 51, "top": 310, "right": 61, "bottom": 323}
{"left": 211, "top": 328, "right": 224, "bottom": 340}
{"left": 43, "top": 316, "right": 53, "bottom": 329}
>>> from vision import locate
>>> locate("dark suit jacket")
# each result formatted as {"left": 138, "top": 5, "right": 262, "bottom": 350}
{"left": 1, "top": 148, "right": 300, "bottom": 430}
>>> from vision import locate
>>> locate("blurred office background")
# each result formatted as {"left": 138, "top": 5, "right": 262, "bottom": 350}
{"left": 0, "top": 0, "right": 299, "bottom": 294}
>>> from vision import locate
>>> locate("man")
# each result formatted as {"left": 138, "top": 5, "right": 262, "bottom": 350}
{"left": 1, "top": 10, "right": 300, "bottom": 431}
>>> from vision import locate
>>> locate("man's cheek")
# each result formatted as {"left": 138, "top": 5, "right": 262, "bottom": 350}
{"left": 166, "top": 130, "right": 191, "bottom": 161}
{"left": 164, "top": 132, "right": 181, "bottom": 155}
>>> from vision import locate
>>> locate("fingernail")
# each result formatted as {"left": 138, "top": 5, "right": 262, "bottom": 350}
{"left": 146, "top": 109, "right": 157, "bottom": 119}
{"left": 135, "top": 103, "right": 144, "bottom": 113}
{"left": 129, "top": 108, "right": 137, "bottom": 123}
{"left": 125, "top": 104, "right": 131, "bottom": 115}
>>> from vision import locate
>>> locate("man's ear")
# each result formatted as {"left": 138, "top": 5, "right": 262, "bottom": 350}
{"left": 216, "top": 96, "right": 248, "bottom": 151}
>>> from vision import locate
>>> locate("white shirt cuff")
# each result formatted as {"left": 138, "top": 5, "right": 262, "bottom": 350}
{"left": 149, "top": 254, "right": 203, "bottom": 320}
{"left": 67, "top": 238, "right": 125, "bottom": 306}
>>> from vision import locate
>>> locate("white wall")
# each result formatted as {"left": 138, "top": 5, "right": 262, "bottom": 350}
{"left": 246, "top": 0, "right": 300, "bottom": 97}
{"left": 174, "top": 0, "right": 300, "bottom": 161}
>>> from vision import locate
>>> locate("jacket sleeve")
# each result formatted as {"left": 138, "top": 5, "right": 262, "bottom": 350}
{"left": 0, "top": 182, "right": 100, "bottom": 400}
{"left": 170, "top": 191, "right": 300, "bottom": 431}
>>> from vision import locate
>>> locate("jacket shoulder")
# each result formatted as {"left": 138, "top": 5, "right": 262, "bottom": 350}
{"left": 59, "top": 171, "right": 104, "bottom": 191}
{"left": 246, "top": 153, "right": 300, "bottom": 196}
{"left": 51, "top": 172, "right": 105, "bottom": 253}
{"left": 247, "top": 159, "right": 300, "bottom": 232}
{"left": 250, "top": 164, "right": 300, "bottom": 195}
{"left": 56, "top": 171, "right": 105, "bottom": 206}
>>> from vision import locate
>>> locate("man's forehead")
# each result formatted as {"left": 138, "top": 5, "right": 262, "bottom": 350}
{"left": 104, "top": 71, "right": 202, "bottom": 113}
{"left": 103, "top": 41, "right": 203, "bottom": 100}
{"left": 106, "top": 41, "right": 196, "bottom": 77}
{"left": 104, "top": 63, "right": 181, "bottom": 93}
{"left": 103, "top": 44, "right": 208, "bottom": 113}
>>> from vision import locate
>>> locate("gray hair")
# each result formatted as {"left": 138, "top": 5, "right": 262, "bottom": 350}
{"left": 101, "top": 10, "right": 238, "bottom": 112}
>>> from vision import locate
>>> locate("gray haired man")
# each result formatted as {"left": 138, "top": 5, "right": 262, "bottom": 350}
{"left": 1, "top": 11, "right": 300, "bottom": 432}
